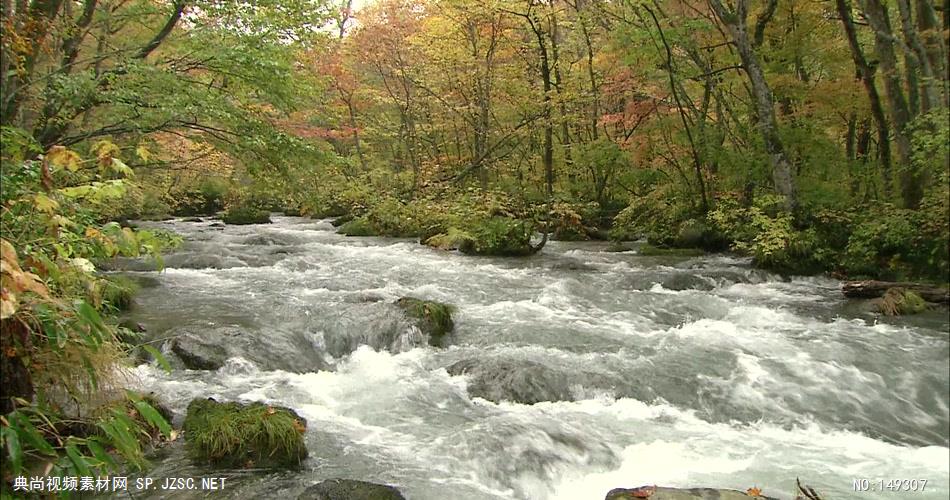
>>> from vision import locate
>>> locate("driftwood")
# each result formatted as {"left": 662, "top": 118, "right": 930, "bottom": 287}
{"left": 842, "top": 280, "right": 949, "bottom": 304}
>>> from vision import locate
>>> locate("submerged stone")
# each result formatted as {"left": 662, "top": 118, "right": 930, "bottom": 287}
{"left": 183, "top": 398, "right": 307, "bottom": 469}
{"left": 394, "top": 297, "right": 454, "bottom": 347}
{"left": 447, "top": 358, "right": 572, "bottom": 404}
{"left": 297, "top": 479, "right": 406, "bottom": 500}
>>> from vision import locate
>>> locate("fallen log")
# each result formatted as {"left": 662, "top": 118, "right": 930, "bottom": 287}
{"left": 842, "top": 280, "right": 949, "bottom": 304}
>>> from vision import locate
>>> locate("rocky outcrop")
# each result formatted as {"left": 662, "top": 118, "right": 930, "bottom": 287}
{"left": 183, "top": 398, "right": 307, "bottom": 469}
{"left": 297, "top": 479, "right": 406, "bottom": 500}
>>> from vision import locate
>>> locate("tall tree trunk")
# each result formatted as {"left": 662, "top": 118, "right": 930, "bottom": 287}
{"left": 860, "top": 0, "right": 920, "bottom": 208}
{"left": 345, "top": 99, "right": 367, "bottom": 170}
{"left": 836, "top": 0, "right": 893, "bottom": 196}
{"left": 915, "top": 0, "right": 948, "bottom": 107}
{"left": 550, "top": 10, "right": 573, "bottom": 169}
{"left": 708, "top": 0, "right": 798, "bottom": 212}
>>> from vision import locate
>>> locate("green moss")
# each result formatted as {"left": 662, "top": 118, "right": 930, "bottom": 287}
{"left": 183, "top": 398, "right": 307, "bottom": 469}
{"left": 424, "top": 217, "right": 537, "bottom": 256}
{"left": 423, "top": 227, "right": 474, "bottom": 251}
{"left": 100, "top": 275, "right": 139, "bottom": 311}
{"left": 221, "top": 206, "right": 272, "bottom": 225}
{"left": 337, "top": 216, "right": 377, "bottom": 236}
{"left": 395, "top": 297, "right": 455, "bottom": 347}
{"left": 637, "top": 244, "right": 706, "bottom": 257}
{"left": 875, "top": 288, "right": 929, "bottom": 316}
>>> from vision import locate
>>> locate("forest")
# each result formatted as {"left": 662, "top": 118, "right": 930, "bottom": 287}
{"left": 1, "top": 0, "right": 948, "bottom": 499}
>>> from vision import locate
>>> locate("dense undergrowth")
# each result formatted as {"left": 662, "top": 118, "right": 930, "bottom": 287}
{"left": 1, "top": 129, "right": 178, "bottom": 494}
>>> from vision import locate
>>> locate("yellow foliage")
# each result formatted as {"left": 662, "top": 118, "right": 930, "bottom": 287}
{"left": 0, "top": 239, "right": 50, "bottom": 319}
{"left": 47, "top": 146, "right": 83, "bottom": 172}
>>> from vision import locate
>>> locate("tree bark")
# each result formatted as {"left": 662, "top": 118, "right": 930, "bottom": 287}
{"left": 842, "top": 280, "right": 950, "bottom": 303}
{"left": 708, "top": 0, "right": 798, "bottom": 213}
{"left": 859, "top": 0, "right": 920, "bottom": 208}
{"left": 836, "top": 0, "right": 893, "bottom": 195}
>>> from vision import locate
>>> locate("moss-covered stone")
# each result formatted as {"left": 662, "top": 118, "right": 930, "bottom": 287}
{"left": 395, "top": 297, "right": 454, "bottom": 347}
{"left": 298, "top": 479, "right": 406, "bottom": 500}
{"left": 423, "top": 217, "right": 542, "bottom": 256}
{"left": 183, "top": 398, "right": 307, "bottom": 469}
{"left": 875, "top": 287, "right": 929, "bottom": 315}
{"left": 337, "top": 216, "right": 376, "bottom": 236}
{"left": 221, "top": 206, "right": 272, "bottom": 225}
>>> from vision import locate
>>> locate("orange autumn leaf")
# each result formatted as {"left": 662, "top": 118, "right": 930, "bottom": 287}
{"left": 747, "top": 486, "right": 763, "bottom": 497}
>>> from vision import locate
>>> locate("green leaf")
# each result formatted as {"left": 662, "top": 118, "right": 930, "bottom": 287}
{"left": 2, "top": 426, "right": 23, "bottom": 475}
{"left": 141, "top": 344, "right": 171, "bottom": 372}
{"left": 86, "top": 438, "right": 118, "bottom": 470}
{"left": 10, "top": 412, "right": 55, "bottom": 455}
{"left": 65, "top": 442, "right": 93, "bottom": 477}
{"left": 133, "top": 400, "right": 172, "bottom": 438}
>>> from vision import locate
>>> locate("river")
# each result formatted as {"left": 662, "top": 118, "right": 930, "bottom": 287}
{"left": 116, "top": 216, "right": 949, "bottom": 499}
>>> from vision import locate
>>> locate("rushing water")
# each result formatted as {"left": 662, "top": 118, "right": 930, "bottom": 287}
{"left": 115, "top": 216, "right": 949, "bottom": 499}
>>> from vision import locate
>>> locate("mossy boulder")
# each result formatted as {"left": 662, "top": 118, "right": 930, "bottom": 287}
{"left": 337, "top": 217, "right": 377, "bottom": 236}
{"left": 183, "top": 398, "right": 307, "bottom": 469}
{"left": 873, "top": 287, "right": 929, "bottom": 315}
{"left": 395, "top": 297, "right": 454, "bottom": 347}
{"left": 221, "top": 206, "right": 272, "bottom": 225}
{"left": 423, "top": 217, "right": 543, "bottom": 256}
{"left": 298, "top": 479, "right": 406, "bottom": 500}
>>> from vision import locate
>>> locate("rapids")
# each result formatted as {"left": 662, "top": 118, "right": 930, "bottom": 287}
{"left": 116, "top": 216, "right": 949, "bottom": 499}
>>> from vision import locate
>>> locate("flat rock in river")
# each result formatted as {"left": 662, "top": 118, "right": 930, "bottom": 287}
{"left": 297, "top": 479, "right": 405, "bottom": 500}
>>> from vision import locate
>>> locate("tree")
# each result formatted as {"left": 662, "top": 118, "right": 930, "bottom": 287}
{"left": 708, "top": 0, "right": 798, "bottom": 213}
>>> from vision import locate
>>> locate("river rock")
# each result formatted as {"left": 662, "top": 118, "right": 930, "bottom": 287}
{"left": 606, "top": 486, "right": 778, "bottom": 500}
{"left": 183, "top": 398, "right": 307, "bottom": 469}
{"left": 394, "top": 297, "right": 454, "bottom": 347}
{"left": 297, "top": 479, "right": 406, "bottom": 500}
{"left": 170, "top": 334, "right": 229, "bottom": 370}
{"left": 447, "top": 358, "right": 572, "bottom": 404}
{"left": 661, "top": 272, "right": 715, "bottom": 291}
{"left": 167, "top": 326, "right": 329, "bottom": 373}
